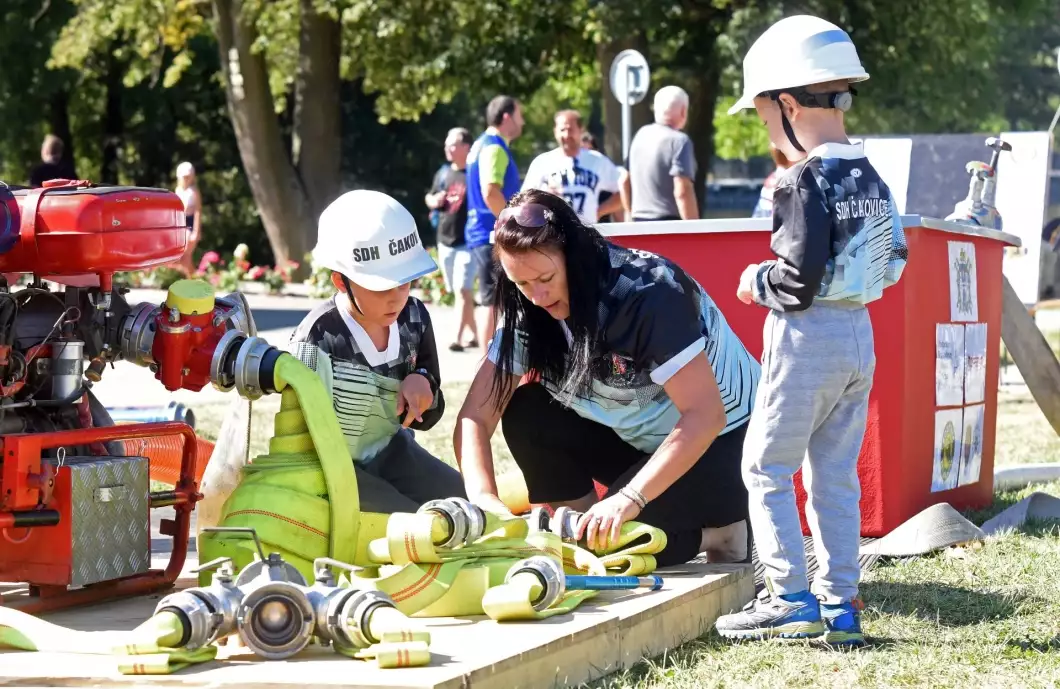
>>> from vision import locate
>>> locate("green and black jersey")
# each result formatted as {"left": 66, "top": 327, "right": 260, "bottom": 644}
{"left": 286, "top": 294, "right": 444, "bottom": 462}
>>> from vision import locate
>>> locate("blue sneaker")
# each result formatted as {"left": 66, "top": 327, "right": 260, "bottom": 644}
{"left": 715, "top": 588, "right": 824, "bottom": 641}
{"left": 821, "top": 599, "right": 866, "bottom": 647}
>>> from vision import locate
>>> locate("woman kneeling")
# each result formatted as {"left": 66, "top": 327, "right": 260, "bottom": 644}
{"left": 454, "top": 189, "right": 761, "bottom": 567}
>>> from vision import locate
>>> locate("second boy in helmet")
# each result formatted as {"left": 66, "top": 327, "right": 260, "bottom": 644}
{"left": 289, "top": 189, "right": 467, "bottom": 513}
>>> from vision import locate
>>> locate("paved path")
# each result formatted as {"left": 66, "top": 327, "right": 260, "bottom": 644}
{"left": 91, "top": 289, "right": 486, "bottom": 410}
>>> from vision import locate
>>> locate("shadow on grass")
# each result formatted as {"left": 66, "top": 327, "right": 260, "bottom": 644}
{"left": 1004, "top": 634, "right": 1060, "bottom": 659}
{"left": 862, "top": 580, "right": 1025, "bottom": 626}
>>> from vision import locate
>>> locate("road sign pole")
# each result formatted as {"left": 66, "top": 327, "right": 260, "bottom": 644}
{"left": 622, "top": 66, "right": 632, "bottom": 163}
{"left": 610, "top": 49, "right": 650, "bottom": 165}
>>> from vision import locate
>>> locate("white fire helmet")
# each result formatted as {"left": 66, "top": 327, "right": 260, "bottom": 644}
{"left": 727, "top": 15, "right": 869, "bottom": 115}
{"left": 312, "top": 189, "right": 437, "bottom": 291}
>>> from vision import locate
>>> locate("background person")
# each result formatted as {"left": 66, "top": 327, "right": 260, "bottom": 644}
{"left": 752, "top": 143, "right": 794, "bottom": 217}
{"left": 453, "top": 189, "right": 761, "bottom": 567}
{"left": 289, "top": 189, "right": 467, "bottom": 513}
{"left": 465, "top": 95, "right": 524, "bottom": 352}
{"left": 621, "top": 85, "right": 699, "bottom": 222}
{"left": 29, "top": 134, "right": 77, "bottom": 187}
{"left": 175, "top": 161, "right": 202, "bottom": 275}
{"left": 521, "top": 109, "right": 623, "bottom": 225}
{"left": 426, "top": 127, "right": 477, "bottom": 351}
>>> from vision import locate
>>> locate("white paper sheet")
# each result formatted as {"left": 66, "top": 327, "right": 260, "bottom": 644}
{"left": 948, "top": 241, "right": 979, "bottom": 322}
{"left": 932, "top": 408, "right": 964, "bottom": 493}
{"left": 964, "top": 323, "right": 988, "bottom": 404}
{"left": 959, "top": 403, "right": 985, "bottom": 487}
{"left": 936, "top": 324, "right": 966, "bottom": 407}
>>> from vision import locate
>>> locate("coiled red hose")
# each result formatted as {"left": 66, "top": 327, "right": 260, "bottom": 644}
{"left": 123, "top": 434, "right": 215, "bottom": 486}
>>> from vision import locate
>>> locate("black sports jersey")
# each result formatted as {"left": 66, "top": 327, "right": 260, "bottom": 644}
{"left": 489, "top": 243, "right": 760, "bottom": 452}
{"left": 287, "top": 295, "right": 443, "bottom": 462}
{"left": 754, "top": 141, "right": 908, "bottom": 311}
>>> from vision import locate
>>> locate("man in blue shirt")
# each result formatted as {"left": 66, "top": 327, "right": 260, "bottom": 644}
{"left": 465, "top": 94, "right": 524, "bottom": 349}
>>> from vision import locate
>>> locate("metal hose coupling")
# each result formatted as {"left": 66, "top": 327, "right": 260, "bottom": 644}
{"left": 153, "top": 556, "right": 244, "bottom": 650}
{"left": 418, "top": 497, "right": 486, "bottom": 549}
{"left": 524, "top": 505, "right": 582, "bottom": 541}
{"left": 196, "top": 527, "right": 315, "bottom": 661}
{"left": 504, "top": 556, "right": 566, "bottom": 613}
{"left": 307, "top": 558, "right": 409, "bottom": 654}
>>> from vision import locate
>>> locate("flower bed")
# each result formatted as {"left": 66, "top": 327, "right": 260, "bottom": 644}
{"left": 116, "top": 245, "right": 455, "bottom": 306}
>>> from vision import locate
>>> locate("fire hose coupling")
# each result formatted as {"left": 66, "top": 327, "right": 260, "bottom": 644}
{"left": 119, "top": 279, "right": 281, "bottom": 398}
{"left": 162, "top": 528, "right": 411, "bottom": 661}
{"left": 526, "top": 505, "right": 581, "bottom": 541}
{"left": 154, "top": 556, "right": 244, "bottom": 651}
{"left": 505, "top": 556, "right": 665, "bottom": 612}
{"left": 504, "top": 556, "right": 567, "bottom": 613}
{"left": 418, "top": 497, "right": 486, "bottom": 549}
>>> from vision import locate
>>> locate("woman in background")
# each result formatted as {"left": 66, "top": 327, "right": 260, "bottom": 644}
{"left": 752, "top": 143, "right": 793, "bottom": 218}
{"left": 175, "top": 161, "right": 202, "bottom": 275}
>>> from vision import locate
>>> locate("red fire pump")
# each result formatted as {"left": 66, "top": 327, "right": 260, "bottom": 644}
{"left": 0, "top": 180, "right": 283, "bottom": 613}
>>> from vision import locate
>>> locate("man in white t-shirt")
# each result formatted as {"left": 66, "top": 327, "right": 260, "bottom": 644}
{"left": 521, "top": 110, "right": 624, "bottom": 225}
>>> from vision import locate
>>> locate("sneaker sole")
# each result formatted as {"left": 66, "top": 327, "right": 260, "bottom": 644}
{"left": 823, "top": 630, "right": 866, "bottom": 646}
{"left": 717, "top": 620, "right": 825, "bottom": 641}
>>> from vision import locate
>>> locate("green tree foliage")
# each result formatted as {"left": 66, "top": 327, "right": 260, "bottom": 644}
{"left": 0, "top": 0, "right": 1055, "bottom": 271}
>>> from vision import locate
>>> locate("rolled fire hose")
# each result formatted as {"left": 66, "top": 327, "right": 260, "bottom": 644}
{"left": 198, "top": 353, "right": 372, "bottom": 581}
{"left": 0, "top": 607, "right": 217, "bottom": 674}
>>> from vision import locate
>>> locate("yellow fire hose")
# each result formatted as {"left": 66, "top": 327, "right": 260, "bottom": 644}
{"left": 0, "top": 608, "right": 216, "bottom": 674}
{"left": 1, "top": 352, "right": 670, "bottom": 675}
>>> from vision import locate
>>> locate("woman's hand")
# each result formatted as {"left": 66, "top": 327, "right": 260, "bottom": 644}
{"left": 397, "top": 373, "right": 433, "bottom": 427}
{"left": 575, "top": 492, "right": 642, "bottom": 552}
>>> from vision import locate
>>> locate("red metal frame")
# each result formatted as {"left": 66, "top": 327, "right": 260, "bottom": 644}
{"left": 0, "top": 422, "right": 202, "bottom": 614}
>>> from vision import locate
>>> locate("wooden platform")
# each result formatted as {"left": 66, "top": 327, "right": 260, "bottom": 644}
{"left": 0, "top": 559, "right": 752, "bottom": 688}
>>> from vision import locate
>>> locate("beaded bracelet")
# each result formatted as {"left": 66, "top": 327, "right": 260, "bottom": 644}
{"left": 620, "top": 486, "right": 647, "bottom": 510}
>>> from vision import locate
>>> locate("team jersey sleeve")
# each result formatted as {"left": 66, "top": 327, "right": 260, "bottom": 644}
{"left": 753, "top": 165, "right": 832, "bottom": 312}
{"left": 479, "top": 144, "right": 510, "bottom": 198}
{"left": 486, "top": 324, "right": 530, "bottom": 377}
{"left": 598, "top": 155, "right": 621, "bottom": 193}
{"left": 605, "top": 278, "right": 705, "bottom": 386}
{"left": 286, "top": 318, "right": 335, "bottom": 398}
{"left": 520, "top": 156, "right": 546, "bottom": 192}
{"left": 407, "top": 303, "right": 445, "bottom": 431}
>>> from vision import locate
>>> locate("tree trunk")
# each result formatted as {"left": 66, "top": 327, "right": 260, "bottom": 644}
{"left": 597, "top": 36, "right": 652, "bottom": 167}
{"left": 100, "top": 48, "right": 124, "bottom": 185}
{"left": 293, "top": 0, "right": 342, "bottom": 221}
{"left": 212, "top": 0, "right": 316, "bottom": 268}
{"left": 682, "top": 66, "right": 720, "bottom": 209}
{"left": 48, "top": 90, "right": 75, "bottom": 177}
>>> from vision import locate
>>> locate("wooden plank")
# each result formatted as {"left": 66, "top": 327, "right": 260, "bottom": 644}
{"left": 1001, "top": 274, "right": 1060, "bottom": 437}
{"left": 0, "top": 562, "right": 753, "bottom": 689}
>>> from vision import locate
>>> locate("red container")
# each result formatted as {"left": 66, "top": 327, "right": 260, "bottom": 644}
{"left": 0, "top": 183, "right": 187, "bottom": 285}
{"left": 601, "top": 215, "right": 1018, "bottom": 537}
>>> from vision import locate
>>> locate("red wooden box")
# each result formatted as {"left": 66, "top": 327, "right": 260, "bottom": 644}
{"left": 601, "top": 215, "right": 1019, "bottom": 537}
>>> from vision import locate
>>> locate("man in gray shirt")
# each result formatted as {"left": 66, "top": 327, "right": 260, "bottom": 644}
{"left": 621, "top": 85, "right": 700, "bottom": 221}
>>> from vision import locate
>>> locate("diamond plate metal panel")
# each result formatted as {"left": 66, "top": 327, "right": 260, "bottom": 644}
{"left": 50, "top": 456, "right": 150, "bottom": 587}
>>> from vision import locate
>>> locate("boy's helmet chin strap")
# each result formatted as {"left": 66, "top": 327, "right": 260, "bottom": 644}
{"left": 340, "top": 274, "right": 365, "bottom": 316}
{"left": 770, "top": 86, "right": 858, "bottom": 155}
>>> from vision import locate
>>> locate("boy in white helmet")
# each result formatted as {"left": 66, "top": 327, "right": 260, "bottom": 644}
{"left": 715, "top": 15, "right": 907, "bottom": 647}
{"left": 288, "top": 190, "right": 467, "bottom": 513}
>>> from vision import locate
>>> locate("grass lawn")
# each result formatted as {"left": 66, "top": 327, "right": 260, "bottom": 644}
{"left": 190, "top": 381, "right": 1060, "bottom": 689}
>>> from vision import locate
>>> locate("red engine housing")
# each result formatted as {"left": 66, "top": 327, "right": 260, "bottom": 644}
{"left": 0, "top": 180, "right": 187, "bottom": 287}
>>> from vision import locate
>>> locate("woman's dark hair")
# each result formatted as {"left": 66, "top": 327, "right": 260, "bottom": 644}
{"left": 488, "top": 189, "right": 610, "bottom": 409}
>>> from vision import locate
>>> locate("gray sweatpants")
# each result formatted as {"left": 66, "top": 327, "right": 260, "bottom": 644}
{"left": 742, "top": 301, "right": 875, "bottom": 604}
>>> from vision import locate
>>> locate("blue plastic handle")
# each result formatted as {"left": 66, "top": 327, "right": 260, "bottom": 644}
{"left": 565, "top": 575, "right": 663, "bottom": 591}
